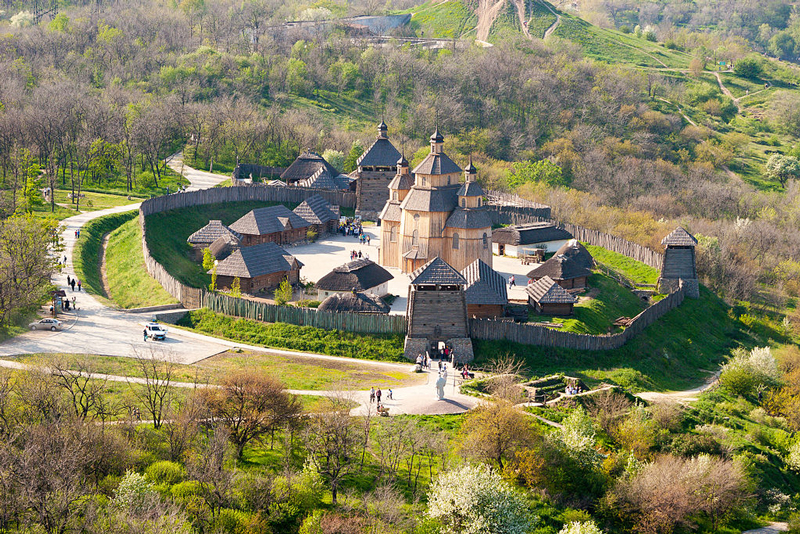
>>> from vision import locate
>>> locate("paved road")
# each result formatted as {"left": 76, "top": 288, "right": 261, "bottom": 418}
{"left": 166, "top": 152, "right": 230, "bottom": 191}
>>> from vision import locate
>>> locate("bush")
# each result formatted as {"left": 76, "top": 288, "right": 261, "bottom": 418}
{"left": 559, "top": 521, "right": 604, "bottom": 534}
{"left": 145, "top": 461, "right": 186, "bottom": 485}
{"left": 734, "top": 56, "right": 763, "bottom": 79}
{"left": 719, "top": 347, "right": 781, "bottom": 397}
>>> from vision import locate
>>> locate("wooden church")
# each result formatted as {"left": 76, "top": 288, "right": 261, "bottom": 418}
{"left": 378, "top": 129, "right": 493, "bottom": 273}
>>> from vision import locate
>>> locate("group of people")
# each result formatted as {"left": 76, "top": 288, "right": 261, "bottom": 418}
{"left": 339, "top": 219, "right": 363, "bottom": 237}
{"left": 60, "top": 296, "right": 77, "bottom": 311}
{"left": 350, "top": 250, "right": 369, "bottom": 261}
{"left": 565, "top": 383, "right": 582, "bottom": 395}
{"left": 66, "top": 275, "right": 82, "bottom": 292}
{"left": 369, "top": 386, "right": 393, "bottom": 415}
{"left": 73, "top": 229, "right": 81, "bottom": 239}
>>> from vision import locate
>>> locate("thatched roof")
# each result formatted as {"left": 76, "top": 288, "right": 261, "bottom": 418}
{"left": 210, "top": 242, "right": 302, "bottom": 279}
{"left": 527, "top": 254, "right": 592, "bottom": 281}
{"left": 316, "top": 259, "right": 393, "bottom": 292}
{"left": 411, "top": 257, "right": 466, "bottom": 286}
{"left": 187, "top": 220, "right": 241, "bottom": 246}
{"left": 555, "top": 239, "right": 595, "bottom": 269}
{"left": 209, "top": 234, "right": 240, "bottom": 261}
{"left": 280, "top": 151, "right": 340, "bottom": 184}
{"left": 229, "top": 205, "right": 310, "bottom": 236}
{"left": 661, "top": 227, "right": 697, "bottom": 247}
{"left": 526, "top": 276, "right": 578, "bottom": 304}
{"left": 293, "top": 194, "right": 338, "bottom": 225}
{"left": 461, "top": 259, "right": 508, "bottom": 306}
{"left": 318, "top": 292, "right": 390, "bottom": 314}
{"left": 493, "top": 223, "right": 573, "bottom": 246}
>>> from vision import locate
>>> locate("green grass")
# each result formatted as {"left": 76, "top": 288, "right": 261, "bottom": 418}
{"left": 72, "top": 210, "right": 139, "bottom": 300}
{"left": 475, "top": 286, "right": 779, "bottom": 392}
{"left": 584, "top": 244, "right": 660, "bottom": 285}
{"left": 105, "top": 216, "right": 178, "bottom": 309}
{"left": 176, "top": 308, "right": 406, "bottom": 361}
{"left": 402, "top": 0, "right": 477, "bottom": 39}
{"left": 53, "top": 190, "right": 141, "bottom": 212}
{"left": 2, "top": 350, "right": 422, "bottom": 391}
{"left": 525, "top": 1, "right": 557, "bottom": 39}
{"left": 527, "top": 273, "right": 646, "bottom": 334}
{"left": 145, "top": 201, "right": 296, "bottom": 288}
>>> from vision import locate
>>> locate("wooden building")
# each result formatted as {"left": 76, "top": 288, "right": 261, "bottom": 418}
{"left": 555, "top": 239, "right": 595, "bottom": 270}
{"left": 379, "top": 130, "right": 492, "bottom": 273}
{"left": 355, "top": 120, "right": 401, "bottom": 217}
{"left": 211, "top": 242, "right": 303, "bottom": 294}
{"left": 229, "top": 205, "right": 311, "bottom": 246}
{"left": 526, "top": 275, "right": 578, "bottom": 316}
{"left": 461, "top": 258, "right": 508, "bottom": 318}
{"left": 492, "top": 223, "right": 573, "bottom": 257}
{"left": 404, "top": 257, "right": 473, "bottom": 361}
{"left": 187, "top": 220, "right": 241, "bottom": 260}
{"left": 293, "top": 194, "right": 340, "bottom": 236}
{"left": 280, "top": 151, "right": 349, "bottom": 188}
{"left": 315, "top": 259, "right": 394, "bottom": 300}
{"left": 208, "top": 233, "right": 241, "bottom": 261}
{"left": 658, "top": 227, "right": 700, "bottom": 298}
{"left": 318, "top": 291, "right": 390, "bottom": 315}
{"left": 527, "top": 254, "right": 592, "bottom": 289}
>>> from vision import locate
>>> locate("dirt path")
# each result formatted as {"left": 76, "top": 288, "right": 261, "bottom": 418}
{"left": 475, "top": 0, "right": 507, "bottom": 41}
{"left": 636, "top": 371, "right": 720, "bottom": 404}
{"left": 657, "top": 97, "right": 698, "bottom": 127}
{"left": 99, "top": 233, "right": 111, "bottom": 299}
{"left": 743, "top": 523, "right": 789, "bottom": 534}
{"left": 511, "top": 0, "right": 531, "bottom": 39}
{"left": 541, "top": 0, "right": 561, "bottom": 39}
{"left": 714, "top": 71, "right": 740, "bottom": 113}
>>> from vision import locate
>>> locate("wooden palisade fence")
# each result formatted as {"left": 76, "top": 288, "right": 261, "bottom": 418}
{"left": 470, "top": 284, "right": 685, "bottom": 350}
{"left": 204, "top": 292, "right": 407, "bottom": 335}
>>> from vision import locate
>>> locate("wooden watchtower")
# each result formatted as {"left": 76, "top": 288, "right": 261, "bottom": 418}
{"left": 404, "top": 257, "right": 474, "bottom": 362}
{"left": 658, "top": 227, "right": 700, "bottom": 298}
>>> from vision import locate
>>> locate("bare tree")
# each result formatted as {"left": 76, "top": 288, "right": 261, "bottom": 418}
{"left": 587, "top": 388, "right": 632, "bottom": 435}
{"left": 163, "top": 392, "right": 204, "bottom": 462}
{"left": 50, "top": 356, "right": 108, "bottom": 421}
{"left": 304, "top": 394, "right": 361, "bottom": 504}
{"left": 460, "top": 400, "right": 536, "bottom": 470}
{"left": 202, "top": 371, "right": 300, "bottom": 459}
{"left": 486, "top": 356, "right": 528, "bottom": 403}
{"left": 187, "top": 426, "right": 236, "bottom": 526}
{"left": 129, "top": 349, "right": 175, "bottom": 430}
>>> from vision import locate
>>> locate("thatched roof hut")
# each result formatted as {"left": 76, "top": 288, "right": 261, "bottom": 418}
{"left": 526, "top": 275, "right": 578, "bottom": 316}
{"left": 527, "top": 254, "right": 592, "bottom": 289}
{"left": 316, "top": 259, "right": 394, "bottom": 298}
{"left": 318, "top": 292, "right": 390, "bottom": 314}
{"left": 555, "top": 239, "right": 595, "bottom": 270}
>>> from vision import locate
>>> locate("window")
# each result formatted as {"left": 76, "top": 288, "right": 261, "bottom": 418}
{"left": 392, "top": 191, "right": 398, "bottom": 201}
{"left": 422, "top": 177, "right": 427, "bottom": 186}
{"left": 478, "top": 197, "right": 482, "bottom": 206}
{"left": 452, "top": 233, "right": 459, "bottom": 249}
{"left": 461, "top": 198, "right": 465, "bottom": 208}
{"left": 482, "top": 233, "right": 488, "bottom": 249}
{"left": 413, "top": 230, "right": 419, "bottom": 245}
{"left": 447, "top": 176, "right": 451, "bottom": 185}
{"left": 390, "top": 226, "right": 397, "bottom": 242}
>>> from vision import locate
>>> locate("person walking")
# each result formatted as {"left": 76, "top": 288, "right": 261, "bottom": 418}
{"left": 77, "top": 279, "right": 82, "bottom": 291}
{"left": 509, "top": 275, "right": 515, "bottom": 287}
{"left": 387, "top": 389, "right": 393, "bottom": 400}
{"left": 143, "top": 328, "right": 148, "bottom": 342}
{"left": 376, "top": 388, "right": 382, "bottom": 404}
{"left": 70, "top": 279, "right": 76, "bottom": 291}
{"left": 366, "top": 235, "right": 371, "bottom": 246}
{"left": 66, "top": 275, "right": 71, "bottom": 287}
{"left": 369, "top": 387, "right": 375, "bottom": 403}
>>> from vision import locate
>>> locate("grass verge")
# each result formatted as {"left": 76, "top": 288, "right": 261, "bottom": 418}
{"left": 176, "top": 308, "right": 406, "bottom": 361}
{"left": 72, "top": 211, "right": 138, "bottom": 300}
{"left": 584, "top": 244, "right": 660, "bottom": 285}
{"left": 105, "top": 216, "right": 178, "bottom": 308}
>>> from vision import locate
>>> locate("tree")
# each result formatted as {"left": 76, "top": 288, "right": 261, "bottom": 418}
{"left": 765, "top": 154, "right": 800, "bottom": 187}
{"left": 460, "top": 400, "right": 536, "bottom": 470}
{"left": 304, "top": 395, "right": 361, "bottom": 504}
{"left": 719, "top": 346, "right": 780, "bottom": 397}
{"left": 733, "top": 56, "right": 763, "bottom": 79}
{"left": 274, "top": 278, "right": 293, "bottom": 306}
{"left": 508, "top": 160, "right": 566, "bottom": 189}
{"left": 202, "top": 247, "right": 215, "bottom": 272}
{"left": 129, "top": 351, "right": 175, "bottom": 429}
{"left": 769, "top": 32, "right": 796, "bottom": 60}
{"left": 230, "top": 277, "right": 241, "bottom": 298}
{"left": 187, "top": 427, "right": 236, "bottom": 526}
{"left": 427, "top": 464, "right": 534, "bottom": 534}
{"left": 559, "top": 521, "right": 604, "bottom": 534}
{"left": 343, "top": 141, "right": 364, "bottom": 174}
{"left": 202, "top": 372, "right": 300, "bottom": 458}
{"left": 0, "top": 217, "right": 58, "bottom": 326}
{"left": 50, "top": 357, "right": 108, "bottom": 421}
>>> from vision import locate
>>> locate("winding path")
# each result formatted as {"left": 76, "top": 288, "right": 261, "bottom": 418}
{"left": 541, "top": 0, "right": 561, "bottom": 39}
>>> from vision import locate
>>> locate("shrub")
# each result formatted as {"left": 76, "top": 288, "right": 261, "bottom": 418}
{"left": 719, "top": 347, "right": 780, "bottom": 397}
{"left": 145, "top": 461, "right": 186, "bottom": 485}
{"left": 274, "top": 278, "right": 292, "bottom": 306}
{"left": 734, "top": 56, "right": 763, "bottom": 79}
{"left": 112, "top": 470, "right": 159, "bottom": 514}
{"left": 559, "top": 521, "right": 604, "bottom": 534}
{"left": 427, "top": 464, "right": 535, "bottom": 534}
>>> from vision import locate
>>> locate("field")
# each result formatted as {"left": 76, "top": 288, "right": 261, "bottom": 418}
{"left": 53, "top": 190, "right": 143, "bottom": 212}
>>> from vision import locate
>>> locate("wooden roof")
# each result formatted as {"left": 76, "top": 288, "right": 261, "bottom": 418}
{"left": 526, "top": 276, "right": 578, "bottom": 304}
{"left": 461, "top": 259, "right": 508, "bottom": 305}
{"left": 527, "top": 254, "right": 592, "bottom": 281}
{"left": 493, "top": 223, "right": 573, "bottom": 246}
{"left": 209, "top": 234, "right": 240, "bottom": 260}
{"left": 457, "top": 180, "right": 484, "bottom": 197}
{"left": 388, "top": 170, "right": 414, "bottom": 191}
{"left": 661, "top": 227, "right": 697, "bottom": 247}
{"left": 357, "top": 136, "right": 401, "bottom": 168}
{"left": 413, "top": 151, "right": 462, "bottom": 175}
{"left": 411, "top": 257, "right": 466, "bottom": 286}
{"left": 229, "top": 205, "right": 311, "bottom": 236}
{"left": 555, "top": 239, "right": 595, "bottom": 269}
{"left": 316, "top": 259, "right": 393, "bottom": 292}
{"left": 318, "top": 292, "right": 390, "bottom": 314}
{"left": 378, "top": 201, "right": 402, "bottom": 222}
{"left": 297, "top": 167, "right": 351, "bottom": 190}
{"left": 400, "top": 186, "right": 459, "bottom": 212}
{"left": 187, "top": 220, "right": 241, "bottom": 245}
{"left": 293, "top": 194, "right": 338, "bottom": 225}
{"left": 210, "top": 242, "right": 302, "bottom": 279}
{"left": 444, "top": 208, "right": 493, "bottom": 230}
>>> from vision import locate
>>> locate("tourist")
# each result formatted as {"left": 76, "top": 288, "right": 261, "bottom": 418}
{"left": 67, "top": 275, "right": 71, "bottom": 287}
{"left": 509, "top": 275, "right": 515, "bottom": 287}
{"left": 72, "top": 296, "right": 76, "bottom": 309}
{"left": 366, "top": 235, "right": 371, "bottom": 246}
{"left": 358, "top": 251, "right": 362, "bottom": 259}
{"left": 376, "top": 388, "right": 382, "bottom": 404}
{"left": 70, "top": 279, "right": 76, "bottom": 291}
{"left": 369, "top": 387, "right": 375, "bottom": 403}
{"left": 388, "top": 389, "right": 393, "bottom": 400}
{"left": 77, "top": 279, "right": 82, "bottom": 291}
{"left": 143, "top": 329, "right": 148, "bottom": 342}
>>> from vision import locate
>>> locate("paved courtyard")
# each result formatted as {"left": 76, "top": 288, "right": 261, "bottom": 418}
{"left": 288, "top": 223, "right": 542, "bottom": 313}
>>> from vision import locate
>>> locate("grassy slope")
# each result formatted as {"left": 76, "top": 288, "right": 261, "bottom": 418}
{"left": 402, "top": 0, "right": 477, "bottom": 39}
{"left": 526, "top": 1, "right": 557, "bottom": 39}
{"left": 585, "top": 244, "right": 660, "bottom": 285}
{"left": 73, "top": 211, "right": 139, "bottom": 300}
{"left": 105, "top": 216, "right": 178, "bottom": 308}
{"left": 145, "top": 201, "right": 296, "bottom": 288}
{"left": 177, "top": 308, "right": 406, "bottom": 361}
{"left": 475, "top": 286, "right": 787, "bottom": 392}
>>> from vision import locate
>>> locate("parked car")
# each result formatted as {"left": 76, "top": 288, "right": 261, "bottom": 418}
{"left": 29, "top": 318, "right": 63, "bottom": 331}
{"left": 144, "top": 323, "right": 167, "bottom": 341}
